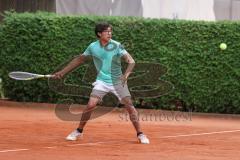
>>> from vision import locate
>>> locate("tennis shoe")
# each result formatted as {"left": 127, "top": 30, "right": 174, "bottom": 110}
{"left": 66, "top": 129, "right": 82, "bottom": 141}
{"left": 137, "top": 134, "right": 150, "bottom": 144}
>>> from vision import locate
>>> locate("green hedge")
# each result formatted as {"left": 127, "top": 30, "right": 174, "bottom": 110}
{"left": 0, "top": 12, "right": 240, "bottom": 113}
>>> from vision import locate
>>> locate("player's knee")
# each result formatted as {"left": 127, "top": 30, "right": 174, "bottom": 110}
{"left": 87, "top": 102, "right": 97, "bottom": 110}
{"left": 121, "top": 97, "right": 133, "bottom": 107}
{"left": 125, "top": 102, "right": 134, "bottom": 108}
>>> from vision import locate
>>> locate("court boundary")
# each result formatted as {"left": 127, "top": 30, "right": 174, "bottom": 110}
{"left": 1, "top": 129, "right": 240, "bottom": 153}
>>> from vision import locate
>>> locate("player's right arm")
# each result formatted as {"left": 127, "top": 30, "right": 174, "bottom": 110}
{"left": 53, "top": 54, "right": 87, "bottom": 79}
{"left": 53, "top": 43, "right": 93, "bottom": 79}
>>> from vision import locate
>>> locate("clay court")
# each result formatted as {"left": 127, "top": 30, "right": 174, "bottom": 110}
{"left": 0, "top": 100, "right": 240, "bottom": 160}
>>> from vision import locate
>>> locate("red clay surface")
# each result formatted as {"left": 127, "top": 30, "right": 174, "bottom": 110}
{"left": 0, "top": 100, "right": 240, "bottom": 160}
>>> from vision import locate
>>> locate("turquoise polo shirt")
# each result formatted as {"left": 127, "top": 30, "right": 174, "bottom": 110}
{"left": 83, "top": 39, "right": 127, "bottom": 84}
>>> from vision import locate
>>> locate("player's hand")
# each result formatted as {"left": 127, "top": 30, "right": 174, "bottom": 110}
{"left": 52, "top": 71, "right": 64, "bottom": 79}
{"left": 120, "top": 75, "right": 128, "bottom": 87}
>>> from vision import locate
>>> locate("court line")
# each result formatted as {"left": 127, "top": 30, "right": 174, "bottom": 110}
{"left": 43, "top": 146, "right": 57, "bottom": 149}
{"left": 0, "top": 149, "right": 29, "bottom": 153}
{"left": 159, "top": 129, "right": 240, "bottom": 138}
{"left": 66, "top": 141, "right": 107, "bottom": 147}
{"left": 0, "top": 129, "right": 239, "bottom": 153}
{"left": 0, "top": 141, "right": 118, "bottom": 153}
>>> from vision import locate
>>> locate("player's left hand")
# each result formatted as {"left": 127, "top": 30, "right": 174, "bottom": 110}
{"left": 120, "top": 75, "right": 128, "bottom": 87}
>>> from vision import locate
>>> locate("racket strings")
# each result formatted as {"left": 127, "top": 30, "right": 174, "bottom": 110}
{"left": 9, "top": 72, "right": 39, "bottom": 80}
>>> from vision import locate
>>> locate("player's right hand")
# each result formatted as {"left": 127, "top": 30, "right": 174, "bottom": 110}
{"left": 52, "top": 71, "right": 64, "bottom": 79}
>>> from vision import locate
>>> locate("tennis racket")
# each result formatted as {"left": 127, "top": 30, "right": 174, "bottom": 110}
{"left": 9, "top": 71, "right": 53, "bottom": 80}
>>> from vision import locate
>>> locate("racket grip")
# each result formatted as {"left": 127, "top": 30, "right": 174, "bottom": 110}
{"left": 45, "top": 75, "right": 54, "bottom": 78}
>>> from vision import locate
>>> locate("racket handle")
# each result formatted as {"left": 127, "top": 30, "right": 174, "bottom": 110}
{"left": 45, "top": 75, "right": 54, "bottom": 78}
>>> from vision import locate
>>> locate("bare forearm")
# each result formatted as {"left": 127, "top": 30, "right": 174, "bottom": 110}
{"left": 123, "top": 53, "right": 135, "bottom": 78}
{"left": 54, "top": 55, "right": 85, "bottom": 78}
{"left": 61, "top": 56, "right": 83, "bottom": 74}
{"left": 124, "top": 61, "right": 135, "bottom": 78}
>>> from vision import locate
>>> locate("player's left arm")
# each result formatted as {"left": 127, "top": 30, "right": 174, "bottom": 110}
{"left": 121, "top": 53, "right": 135, "bottom": 83}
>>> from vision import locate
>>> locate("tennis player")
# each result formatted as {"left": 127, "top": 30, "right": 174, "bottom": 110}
{"left": 53, "top": 22, "right": 149, "bottom": 144}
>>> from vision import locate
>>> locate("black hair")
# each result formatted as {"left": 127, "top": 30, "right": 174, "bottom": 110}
{"left": 95, "top": 22, "right": 112, "bottom": 38}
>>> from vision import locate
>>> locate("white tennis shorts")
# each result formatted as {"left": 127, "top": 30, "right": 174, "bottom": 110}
{"left": 90, "top": 80, "right": 131, "bottom": 101}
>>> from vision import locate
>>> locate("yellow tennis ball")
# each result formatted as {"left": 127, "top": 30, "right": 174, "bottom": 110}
{"left": 220, "top": 43, "right": 227, "bottom": 50}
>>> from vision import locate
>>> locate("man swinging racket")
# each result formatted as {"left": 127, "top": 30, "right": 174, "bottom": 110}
{"left": 53, "top": 22, "right": 149, "bottom": 144}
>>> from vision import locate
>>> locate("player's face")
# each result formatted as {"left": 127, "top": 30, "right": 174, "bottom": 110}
{"left": 99, "top": 27, "right": 112, "bottom": 42}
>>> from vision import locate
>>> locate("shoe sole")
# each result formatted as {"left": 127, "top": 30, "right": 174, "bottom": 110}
{"left": 66, "top": 135, "right": 83, "bottom": 141}
{"left": 138, "top": 139, "right": 150, "bottom": 144}
{"left": 66, "top": 138, "right": 77, "bottom": 141}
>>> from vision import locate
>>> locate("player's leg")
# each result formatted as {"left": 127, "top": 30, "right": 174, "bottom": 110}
{"left": 113, "top": 83, "right": 150, "bottom": 144}
{"left": 66, "top": 96, "right": 100, "bottom": 141}
{"left": 78, "top": 96, "right": 100, "bottom": 129}
{"left": 121, "top": 96, "right": 141, "bottom": 133}
{"left": 66, "top": 81, "right": 108, "bottom": 141}
{"left": 121, "top": 97, "right": 150, "bottom": 144}
{"left": 121, "top": 97, "right": 149, "bottom": 144}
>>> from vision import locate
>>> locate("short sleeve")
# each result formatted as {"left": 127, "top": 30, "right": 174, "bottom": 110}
{"left": 82, "top": 44, "right": 92, "bottom": 56}
{"left": 118, "top": 44, "right": 127, "bottom": 57}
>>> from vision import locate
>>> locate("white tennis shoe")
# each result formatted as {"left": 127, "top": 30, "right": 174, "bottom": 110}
{"left": 138, "top": 134, "right": 150, "bottom": 144}
{"left": 66, "top": 130, "right": 82, "bottom": 141}
{"left": 66, "top": 130, "right": 149, "bottom": 143}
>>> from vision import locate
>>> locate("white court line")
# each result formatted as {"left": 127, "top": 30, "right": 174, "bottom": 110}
{"left": 43, "top": 146, "right": 57, "bottom": 149}
{"left": 67, "top": 141, "right": 106, "bottom": 147}
{"left": 0, "top": 149, "right": 29, "bottom": 153}
{"left": 160, "top": 129, "right": 240, "bottom": 139}
{"left": 0, "top": 141, "right": 116, "bottom": 153}
{"left": 0, "top": 129, "right": 239, "bottom": 153}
